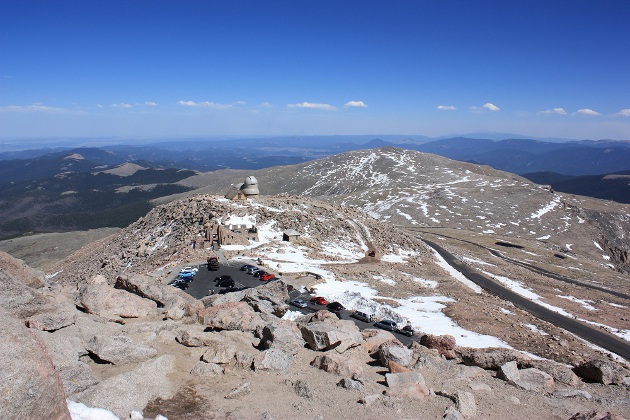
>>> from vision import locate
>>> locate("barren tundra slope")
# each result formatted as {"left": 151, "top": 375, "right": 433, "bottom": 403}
{"left": 176, "top": 147, "right": 630, "bottom": 274}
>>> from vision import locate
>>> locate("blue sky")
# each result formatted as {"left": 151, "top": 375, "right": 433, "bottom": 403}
{"left": 1, "top": 0, "right": 629, "bottom": 140}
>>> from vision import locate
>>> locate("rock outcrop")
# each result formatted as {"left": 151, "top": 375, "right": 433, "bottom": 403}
{"left": 0, "top": 309, "right": 71, "bottom": 419}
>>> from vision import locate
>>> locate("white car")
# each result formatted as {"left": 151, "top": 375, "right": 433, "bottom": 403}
{"left": 180, "top": 266, "right": 198, "bottom": 274}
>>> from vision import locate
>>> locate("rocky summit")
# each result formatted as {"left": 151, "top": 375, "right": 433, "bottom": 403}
{"left": 1, "top": 147, "right": 629, "bottom": 419}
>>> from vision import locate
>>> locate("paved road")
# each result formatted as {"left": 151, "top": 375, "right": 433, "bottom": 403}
{"left": 422, "top": 238, "right": 630, "bottom": 360}
{"left": 407, "top": 227, "right": 630, "bottom": 301}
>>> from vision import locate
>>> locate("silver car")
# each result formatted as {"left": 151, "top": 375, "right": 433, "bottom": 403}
{"left": 290, "top": 299, "right": 307, "bottom": 308}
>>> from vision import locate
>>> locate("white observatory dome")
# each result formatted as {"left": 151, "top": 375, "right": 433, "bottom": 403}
{"left": 240, "top": 176, "right": 259, "bottom": 196}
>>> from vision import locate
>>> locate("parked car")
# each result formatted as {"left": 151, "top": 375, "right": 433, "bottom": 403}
{"left": 217, "top": 278, "right": 235, "bottom": 288}
{"left": 397, "top": 324, "right": 414, "bottom": 337}
{"left": 327, "top": 302, "right": 345, "bottom": 312}
{"left": 240, "top": 264, "right": 256, "bottom": 271}
{"left": 374, "top": 319, "right": 398, "bottom": 332}
{"left": 351, "top": 311, "right": 375, "bottom": 323}
{"left": 180, "top": 266, "right": 198, "bottom": 274}
{"left": 215, "top": 275, "right": 232, "bottom": 283}
{"left": 169, "top": 279, "right": 186, "bottom": 286}
{"left": 290, "top": 299, "right": 307, "bottom": 308}
{"left": 246, "top": 267, "right": 261, "bottom": 275}
{"left": 174, "top": 281, "right": 189, "bottom": 290}
{"left": 178, "top": 272, "right": 195, "bottom": 281}
{"left": 259, "top": 273, "right": 275, "bottom": 281}
{"left": 253, "top": 270, "right": 267, "bottom": 278}
{"left": 310, "top": 296, "right": 328, "bottom": 305}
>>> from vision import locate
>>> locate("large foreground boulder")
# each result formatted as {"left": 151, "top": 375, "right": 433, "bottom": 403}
{"left": 261, "top": 320, "right": 305, "bottom": 354}
{"left": 77, "top": 284, "right": 158, "bottom": 319}
{"left": 33, "top": 329, "right": 98, "bottom": 397}
{"left": 76, "top": 354, "right": 176, "bottom": 418}
{"left": 115, "top": 274, "right": 203, "bottom": 320}
{"left": 361, "top": 329, "right": 400, "bottom": 354}
{"left": 86, "top": 335, "right": 157, "bottom": 365}
{"left": 0, "top": 309, "right": 71, "bottom": 419}
{"left": 311, "top": 353, "right": 364, "bottom": 377}
{"left": 420, "top": 334, "right": 457, "bottom": 359}
{"left": 384, "top": 371, "right": 430, "bottom": 400}
{"left": 27, "top": 307, "right": 77, "bottom": 331}
{"left": 0, "top": 268, "right": 57, "bottom": 319}
{"left": 198, "top": 301, "right": 265, "bottom": 332}
{"left": 202, "top": 280, "right": 289, "bottom": 316}
{"left": 457, "top": 347, "right": 530, "bottom": 370}
{"left": 0, "top": 250, "right": 45, "bottom": 289}
{"left": 573, "top": 359, "right": 629, "bottom": 385}
{"left": 498, "top": 361, "right": 554, "bottom": 392}
{"left": 300, "top": 317, "right": 363, "bottom": 353}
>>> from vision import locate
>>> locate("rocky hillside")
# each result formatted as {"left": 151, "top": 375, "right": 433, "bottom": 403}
{"left": 174, "top": 147, "right": 630, "bottom": 273}
{"left": 52, "top": 195, "right": 427, "bottom": 285}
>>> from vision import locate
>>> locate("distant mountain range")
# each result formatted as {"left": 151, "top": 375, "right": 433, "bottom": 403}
{"left": 1, "top": 136, "right": 629, "bottom": 238}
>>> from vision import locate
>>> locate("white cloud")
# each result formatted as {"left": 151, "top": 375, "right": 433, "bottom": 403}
{"left": 539, "top": 107, "right": 567, "bottom": 115}
{"left": 469, "top": 103, "right": 500, "bottom": 113}
{"left": 96, "top": 104, "right": 104, "bottom": 108}
{"left": 177, "top": 100, "right": 233, "bottom": 109}
{"left": 144, "top": 101, "right": 158, "bottom": 106}
{"left": 0, "top": 103, "right": 64, "bottom": 113}
{"left": 344, "top": 100, "right": 368, "bottom": 108}
{"left": 614, "top": 109, "right": 630, "bottom": 117}
{"left": 436, "top": 105, "right": 457, "bottom": 111}
{"left": 234, "top": 100, "right": 246, "bottom": 106}
{"left": 574, "top": 108, "right": 601, "bottom": 116}
{"left": 288, "top": 102, "right": 337, "bottom": 111}
{"left": 111, "top": 103, "right": 132, "bottom": 109}
{"left": 482, "top": 102, "right": 500, "bottom": 111}
{"left": 258, "top": 102, "right": 273, "bottom": 108}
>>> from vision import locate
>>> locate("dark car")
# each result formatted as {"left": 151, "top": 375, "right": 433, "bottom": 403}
{"left": 215, "top": 275, "right": 232, "bottom": 283}
{"left": 397, "top": 324, "right": 414, "bottom": 337}
{"left": 374, "top": 319, "right": 398, "bottom": 332}
{"left": 327, "top": 302, "right": 345, "bottom": 312}
{"left": 174, "top": 281, "right": 189, "bottom": 290}
{"left": 217, "top": 278, "right": 235, "bottom": 288}
{"left": 253, "top": 270, "right": 267, "bottom": 278}
{"left": 240, "top": 264, "right": 256, "bottom": 271}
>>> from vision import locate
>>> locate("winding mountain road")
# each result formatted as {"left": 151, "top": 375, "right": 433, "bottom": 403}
{"left": 420, "top": 237, "right": 630, "bottom": 360}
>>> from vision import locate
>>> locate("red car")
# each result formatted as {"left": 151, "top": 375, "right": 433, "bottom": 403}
{"left": 310, "top": 296, "right": 328, "bottom": 305}
{"left": 259, "top": 273, "right": 274, "bottom": 281}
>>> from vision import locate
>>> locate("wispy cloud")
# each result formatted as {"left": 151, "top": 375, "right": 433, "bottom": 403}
{"left": 288, "top": 102, "right": 337, "bottom": 111}
{"left": 0, "top": 103, "right": 64, "bottom": 113}
{"left": 539, "top": 107, "right": 567, "bottom": 115}
{"left": 614, "top": 109, "right": 630, "bottom": 117}
{"left": 177, "top": 100, "right": 233, "bottom": 109}
{"left": 436, "top": 105, "right": 457, "bottom": 111}
{"left": 111, "top": 103, "right": 133, "bottom": 109}
{"left": 258, "top": 102, "right": 273, "bottom": 108}
{"left": 144, "top": 101, "right": 158, "bottom": 107}
{"left": 469, "top": 102, "right": 500, "bottom": 112}
{"left": 573, "top": 108, "right": 601, "bottom": 116}
{"left": 344, "top": 100, "right": 368, "bottom": 108}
